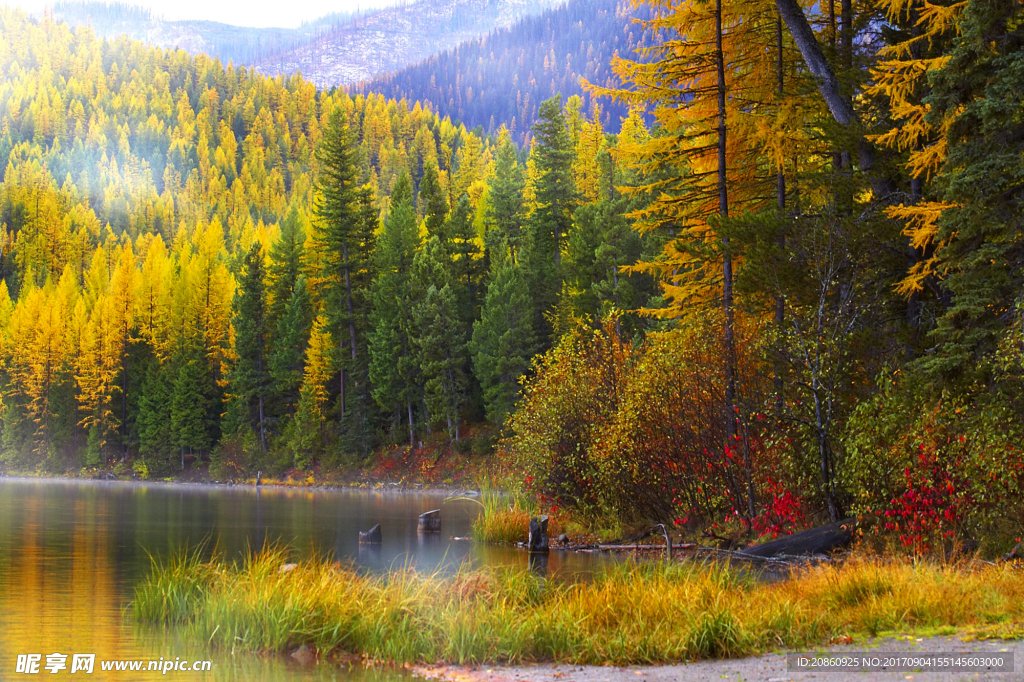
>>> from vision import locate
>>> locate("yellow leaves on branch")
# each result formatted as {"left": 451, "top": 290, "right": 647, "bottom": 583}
{"left": 867, "top": 0, "right": 966, "bottom": 297}
{"left": 888, "top": 200, "right": 956, "bottom": 296}
{"left": 588, "top": 0, "right": 822, "bottom": 315}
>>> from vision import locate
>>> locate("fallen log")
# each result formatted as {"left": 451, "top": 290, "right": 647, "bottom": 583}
{"left": 740, "top": 518, "right": 856, "bottom": 558}
{"left": 593, "top": 543, "right": 698, "bottom": 551}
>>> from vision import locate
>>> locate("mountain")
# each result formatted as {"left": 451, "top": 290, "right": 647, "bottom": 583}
{"left": 352, "top": 0, "right": 654, "bottom": 141}
{"left": 250, "top": 0, "right": 564, "bottom": 88}
{"left": 49, "top": 0, "right": 565, "bottom": 87}
{"left": 50, "top": 1, "right": 358, "bottom": 66}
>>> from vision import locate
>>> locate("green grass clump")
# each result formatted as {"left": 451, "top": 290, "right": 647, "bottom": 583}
{"left": 468, "top": 480, "right": 567, "bottom": 544}
{"left": 471, "top": 493, "right": 534, "bottom": 544}
{"left": 133, "top": 550, "right": 1024, "bottom": 665}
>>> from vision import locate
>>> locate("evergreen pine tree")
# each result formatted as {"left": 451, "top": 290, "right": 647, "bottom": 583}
{"left": 413, "top": 236, "right": 469, "bottom": 441}
{"left": 485, "top": 131, "right": 527, "bottom": 261}
{"left": 313, "top": 106, "right": 376, "bottom": 449}
{"left": 472, "top": 240, "right": 535, "bottom": 424}
{"left": 137, "top": 358, "right": 173, "bottom": 465}
{"left": 340, "top": 186, "right": 381, "bottom": 458}
{"left": 923, "top": 0, "right": 1024, "bottom": 382}
{"left": 565, "top": 158, "right": 645, "bottom": 326}
{"left": 524, "top": 95, "right": 578, "bottom": 348}
{"left": 368, "top": 173, "right": 422, "bottom": 446}
{"left": 269, "top": 276, "right": 312, "bottom": 418}
{"left": 266, "top": 205, "right": 305, "bottom": 331}
{"left": 228, "top": 243, "right": 271, "bottom": 455}
{"left": 446, "top": 194, "right": 484, "bottom": 329}
{"left": 418, "top": 161, "right": 450, "bottom": 240}
{"left": 170, "top": 347, "right": 214, "bottom": 470}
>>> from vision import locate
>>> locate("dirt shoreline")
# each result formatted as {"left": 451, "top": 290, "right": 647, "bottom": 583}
{"left": 413, "top": 636, "right": 1023, "bottom": 682}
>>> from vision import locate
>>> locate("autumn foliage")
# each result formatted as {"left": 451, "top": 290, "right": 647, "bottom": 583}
{"left": 507, "top": 316, "right": 805, "bottom": 533}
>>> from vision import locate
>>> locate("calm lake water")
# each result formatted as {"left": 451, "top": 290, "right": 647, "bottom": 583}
{"left": 0, "top": 478, "right": 609, "bottom": 681}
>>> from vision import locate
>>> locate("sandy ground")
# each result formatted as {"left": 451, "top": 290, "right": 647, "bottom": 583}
{"left": 414, "top": 636, "right": 1022, "bottom": 682}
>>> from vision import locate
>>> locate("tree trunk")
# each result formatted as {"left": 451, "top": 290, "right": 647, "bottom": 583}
{"left": 775, "top": 14, "right": 786, "bottom": 415}
{"left": 121, "top": 331, "right": 128, "bottom": 462}
{"left": 773, "top": 0, "right": 877, "bottom": 175}
{"left": 773, "top": 0, "right": 856, "bottom": 127}
{"left": 716, "top": 0, "right": 737, "bottom": 440}
{"left": 407, "top": 395, "right": 415, "bottom": 449}
{"left": 813, "top": 383, "right": 839, "bottom": 522}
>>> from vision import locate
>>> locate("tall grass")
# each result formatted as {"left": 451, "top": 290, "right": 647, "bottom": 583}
{"left": 468, "top": 477, "right": 564, "bottom": 543}
{"left": 134, "top": 550, "right": 1024, "bottom": 665}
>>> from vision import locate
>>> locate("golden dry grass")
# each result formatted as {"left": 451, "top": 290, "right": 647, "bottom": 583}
{"left": 134, "top": 548, "right": 1024, "bottom": 665}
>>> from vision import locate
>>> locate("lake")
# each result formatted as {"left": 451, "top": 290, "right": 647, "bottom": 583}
{"left": 0, "top": 477, "right": 608, "bottom": 680}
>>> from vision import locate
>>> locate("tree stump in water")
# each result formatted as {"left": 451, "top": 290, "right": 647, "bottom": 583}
{"left": 359, "top": 524, "right": 382, "bottom": 544}
{"left": 418, "top": 509, "right": 441, "bottom": 533}
{"left": 529, "top": 515, "right": 550, "bottom": 553}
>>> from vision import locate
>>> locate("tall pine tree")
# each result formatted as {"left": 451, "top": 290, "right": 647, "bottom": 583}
{"left": 472, "top": 239, "right": 535, "bottom": 424}
{"left": 227, "top": 242, "right": 271, "bottom": 455}
{"left": 369, "top": 173, "right": 422, "bottom": 446}
{"left": 524, "top": 95, "right": 578, "bottom": 348}
{"left": 414, "top": 236, "right": 469, "bottom": 441}
{"left": 313, "top": 106, "right": 377, "bottom": 451}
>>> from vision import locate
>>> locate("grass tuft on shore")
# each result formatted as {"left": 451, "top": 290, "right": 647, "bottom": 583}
{"left": 133, "top": 548, "right": 1024, "bottom": 665}
{"left": 468, "top": 481, "right": 569, "bottom": 544}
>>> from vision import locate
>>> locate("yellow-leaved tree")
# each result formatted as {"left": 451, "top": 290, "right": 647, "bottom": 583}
{"left": 866, "top": 0, "right": 966, "bottom": 296}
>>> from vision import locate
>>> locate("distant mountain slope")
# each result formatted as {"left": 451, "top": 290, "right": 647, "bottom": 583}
{"left": 251, "top": 0, "right": 564, "bottom": 88}
{"left": 49, "top": 0, "right": 565, "bottom": 87}
{"left": 51, "top": 1, "right": 354, "bottom": 66}
{"left": 352, "top": 0, "right": 653, "bottom": 141}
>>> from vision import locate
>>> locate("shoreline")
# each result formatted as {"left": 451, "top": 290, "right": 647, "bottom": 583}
{"left": 411, "top": 635, "right": 1023, "bottom": 682}
{"left": 0, "top": 472, "right": 481, "bottom": 498}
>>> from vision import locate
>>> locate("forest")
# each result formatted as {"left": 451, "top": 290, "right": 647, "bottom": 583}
{"left": 1, "top": 0, "right": 1024, "bottom": 554}
{"left": 0, "top": 7, "right": 659, "bottom": 479}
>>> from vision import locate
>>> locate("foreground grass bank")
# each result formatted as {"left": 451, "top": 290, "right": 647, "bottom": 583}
{"left": 133, "top": 548, "right": 1024, "bottom": 665}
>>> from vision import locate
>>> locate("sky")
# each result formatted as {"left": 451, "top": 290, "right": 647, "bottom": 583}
{"left": 8, "top": 0, "right": 403, "bottom": 28}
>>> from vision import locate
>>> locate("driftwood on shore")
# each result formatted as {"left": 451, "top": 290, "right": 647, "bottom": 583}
{"left": 740, "top": 518, "right": 856, "bottom": 558}
{"left": 548, "top": 518, "right": 857, "bottom": 566}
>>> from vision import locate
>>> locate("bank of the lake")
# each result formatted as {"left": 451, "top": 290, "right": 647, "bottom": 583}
{"left": 414, "top": 635, "right": 1024, "bottom": 682}
{"left": 133, "top": 548, "right": 1024, "bottom": 667}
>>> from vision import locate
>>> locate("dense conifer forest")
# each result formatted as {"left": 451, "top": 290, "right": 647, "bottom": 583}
{"left": 0, "top": 8, "right": 660, "bottom": 479}
{"left": 1, "top": 0, "right": 1024, "bottom": 552}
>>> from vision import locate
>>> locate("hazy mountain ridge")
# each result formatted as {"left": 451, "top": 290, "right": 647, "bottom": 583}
{"left": 353, "top": 0, "right": 654, "bottom": 140}
{"left": 251, "top": 0, "right": 565, "bottom": 88}
{"left": 50, "top": 1, "right": 354, "bottom": 66}
{"left": 48, "top": 0, "right": 565, "bottom": 87}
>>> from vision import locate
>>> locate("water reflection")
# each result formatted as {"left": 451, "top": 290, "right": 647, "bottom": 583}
{"left": 0, "top": 478, "right": 614, "bottom": 680}
{"left": 528, "top": 551, "right": 549, "bottom": 576}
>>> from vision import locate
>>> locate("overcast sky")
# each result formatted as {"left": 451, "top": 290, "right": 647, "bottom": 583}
{"left": 8, "top": 0, "right": 402, "bottom": 28}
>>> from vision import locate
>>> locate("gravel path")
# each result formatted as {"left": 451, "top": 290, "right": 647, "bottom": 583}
{"left": 414, "top": 636, "right": 1022, "bottom": 682}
